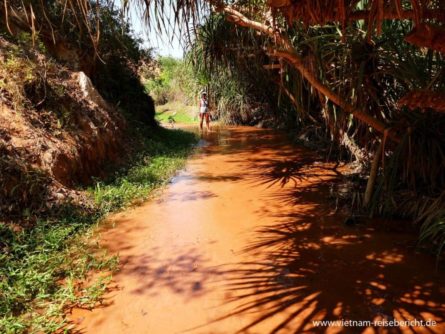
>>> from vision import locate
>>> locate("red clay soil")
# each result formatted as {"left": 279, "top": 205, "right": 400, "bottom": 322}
{"left": 1, "top": 36, "right": 126, "bottom": 218}
{"left": 70, "top": 126, "right": 445, "bottom": 334}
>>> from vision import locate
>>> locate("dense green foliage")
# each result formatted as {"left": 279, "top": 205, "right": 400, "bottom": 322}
{"left": 285, "top": 20, "right": 445, "bottom": 254}
{"left": 142, "top": 56, "right": 201, "bottom": 124}
{"left": 89, "top": 6, "right": 156, "bottom": 124}
{"left": 187, "top": 14, "right": 295, "bottom": 126}
{"left": 0, "top": 1, "right": 157, "bottom": 123}
{"left": 144, "top": 56, "right": 199, "bottom": 105}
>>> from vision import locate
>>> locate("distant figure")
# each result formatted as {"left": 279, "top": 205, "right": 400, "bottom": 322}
{"left": 199, "top": 92, "right": 210, "bottom": 131}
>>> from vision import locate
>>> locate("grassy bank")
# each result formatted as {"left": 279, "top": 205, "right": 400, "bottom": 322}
{"left": 155, "top": 102, "right": 197, "bottom": 124}
{"left": 0, "top": 126, "right": 197, "bottom": 333}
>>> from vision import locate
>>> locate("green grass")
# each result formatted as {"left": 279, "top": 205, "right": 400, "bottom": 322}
{"left": 93, "top": 126, "right": 198, "bottom": 213}
{"left": 155, "top": 101, "right": 198, "bottom": 124}
{"left": 0, "top": 126, "right": 198, "bottom": 333}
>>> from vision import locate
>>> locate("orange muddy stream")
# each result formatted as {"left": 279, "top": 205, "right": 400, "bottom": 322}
{"left": 71, "top": 126, "right": 445, "bottom": 334}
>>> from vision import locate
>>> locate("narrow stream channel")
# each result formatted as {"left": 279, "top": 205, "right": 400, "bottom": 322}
{"left": 71, "top": 126, "right": 445, "bottom": 334}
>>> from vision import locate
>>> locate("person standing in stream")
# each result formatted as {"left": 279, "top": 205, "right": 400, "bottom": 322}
{"left": 199, "top": 91, "right": 210, "bottom": 131}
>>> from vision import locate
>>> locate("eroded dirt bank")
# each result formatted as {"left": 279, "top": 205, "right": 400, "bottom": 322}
{"left": 1, "top": 37, "right": 127, "bottom": 218}
{"left": 71, "top": 126, "right": 445, "bottom": 334}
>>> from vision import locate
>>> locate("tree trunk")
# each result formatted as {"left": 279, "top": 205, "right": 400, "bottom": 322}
{"left": 364, "top": 141, "right": 383, "bottom": 207}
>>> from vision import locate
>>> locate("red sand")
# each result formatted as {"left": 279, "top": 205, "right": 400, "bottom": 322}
{"left": 71, "top": 126, "right": 445, "bottom": 334}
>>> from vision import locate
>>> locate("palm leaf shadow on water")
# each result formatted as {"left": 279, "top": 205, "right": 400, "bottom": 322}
{"left": 248, "top": 159, "right": 314, "bottom": 188}
{"left": 180, "top": 129, "right": 445, "bottom": 333}
{"left": 192, "top": 155, "right": 445, "bottom": 333}
{"left": 210, "top": 213, "right": 445, "bottom": 333}
{"left": 123, "top": 247, "right": 221, "bottom": 298}
{"left": 77, "top": 128, "right": 444, "bottom": 334}
{"left": 241, "top": 149, "right": 343, "bottom": 190}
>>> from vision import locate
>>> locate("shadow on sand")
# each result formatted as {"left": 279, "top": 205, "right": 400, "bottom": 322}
{"left": 195, "top": 127, "right": 445, "bottom": 333}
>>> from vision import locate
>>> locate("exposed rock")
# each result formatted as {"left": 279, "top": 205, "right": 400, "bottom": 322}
{"left": 0, "top": 37, "right": 126, "bottom": 219}
{"left": 76, "top": 72, "right": 110, "bottom": 111}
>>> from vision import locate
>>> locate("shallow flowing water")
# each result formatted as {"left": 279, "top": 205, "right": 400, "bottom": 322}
{"left": 71, "top": 126, "right": 445, "bottom": 334}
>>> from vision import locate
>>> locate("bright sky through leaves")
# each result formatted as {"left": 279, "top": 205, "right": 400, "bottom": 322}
{"left": 128, "top": 3, "right": 184, "bottom": 58}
